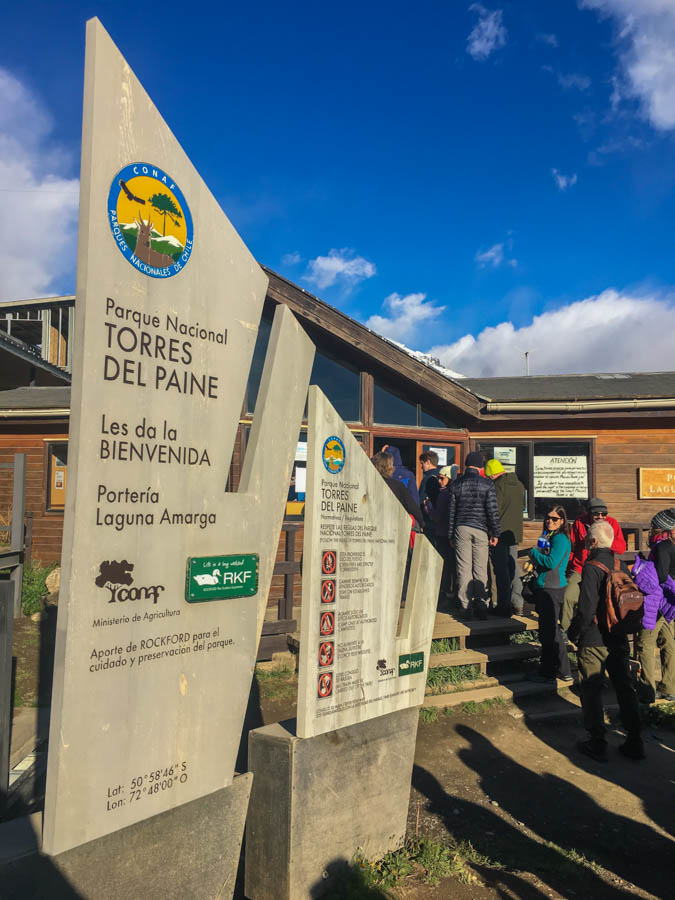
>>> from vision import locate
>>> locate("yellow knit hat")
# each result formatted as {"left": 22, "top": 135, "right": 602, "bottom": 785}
{"left": 485, "top": 458, "right": 505, "bottom": 477}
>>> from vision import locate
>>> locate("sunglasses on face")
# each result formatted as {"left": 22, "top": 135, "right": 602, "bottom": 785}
{"left": 545, "top": 515, "right": 561, "bottom": 522}
{"left": 592, "top": 512, "right": 607, "bottom": 518}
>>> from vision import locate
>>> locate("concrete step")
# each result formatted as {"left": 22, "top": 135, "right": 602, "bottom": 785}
{"left": 428, "top": 642, "right": 541, "bottom": 669}
{"left": 433, "top": 610, "right": 539, "bottom": 640}
{"left": 423, "top": 677, "right": 572, "bottom": 709}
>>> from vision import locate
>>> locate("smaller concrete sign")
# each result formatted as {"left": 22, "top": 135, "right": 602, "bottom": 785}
{"left": 185, "top": 554, "right": 258, "bottom": 602}
{"left": 639, "top": 467, "right": 675, "bottom": 499}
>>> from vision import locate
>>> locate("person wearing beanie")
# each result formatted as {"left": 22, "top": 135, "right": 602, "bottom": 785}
{"left": 649, "top": 507, "right": 675, "bottom": 584}
{"left": 632, "top": 508, "right": 675, "bottom": 704}
{"left": 447, "top": 451, "right": 500, "bottom": 620}
{"left": 485, "top": 459, "right": 526, "bottom": 617}
{"left": 561, "top": 497, "right": 626, "bottom": 635}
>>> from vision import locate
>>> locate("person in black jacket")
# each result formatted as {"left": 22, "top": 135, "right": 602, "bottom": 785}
{"left": 447, "top": 451, "right": 500, "bottom": 620}
{"left": 569, "top": 520, "right": 643, "bottom": 762}
{"left": 648, "top": 507, "right": 675, "bottom": 584}
{"left": 419, "top": 450, "right": 441, "bottom": 542}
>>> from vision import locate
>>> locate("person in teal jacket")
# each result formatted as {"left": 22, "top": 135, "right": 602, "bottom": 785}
{"left": 528, "top": 506, "right": 572, "bottom": 683}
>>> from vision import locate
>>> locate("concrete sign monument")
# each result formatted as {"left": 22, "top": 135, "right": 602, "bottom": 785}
{"left": 43, "top": 17, "right": 314, "bottom": 870}
{"left": 246, "top": 388, "right": 441, "bottom": 898}
{"left": 296, "top": 387, "right": 440, "bottom": 737}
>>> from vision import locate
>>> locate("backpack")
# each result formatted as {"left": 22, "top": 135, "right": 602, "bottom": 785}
{"left": 586, "top": 557, "right": 644, "bottom": 635}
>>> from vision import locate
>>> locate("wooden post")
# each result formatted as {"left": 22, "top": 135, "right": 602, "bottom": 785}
{"left": 10, "top": 454, "right": 26, "bottom": 618}
{"left": 0, "top": 582, "right": 13, "bottom": 801}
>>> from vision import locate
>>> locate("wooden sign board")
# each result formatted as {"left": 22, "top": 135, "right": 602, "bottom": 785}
{"left": 639, "top": 468, "right": 675, "bottom": 500}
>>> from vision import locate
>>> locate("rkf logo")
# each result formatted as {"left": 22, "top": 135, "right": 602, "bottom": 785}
{"left": 95, "top": 560, "right": 165, "bottom": 604}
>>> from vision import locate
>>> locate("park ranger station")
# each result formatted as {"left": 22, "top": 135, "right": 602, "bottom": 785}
{"left": 1, "top": 277, "right": 674, "bottom": 657}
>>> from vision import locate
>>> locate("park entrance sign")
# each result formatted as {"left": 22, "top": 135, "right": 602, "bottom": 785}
{"left": 296, "top": 387, "right": 441, "bottom": 738}
{"left": 42, "top": 19, "right": 314, "bottom": 856}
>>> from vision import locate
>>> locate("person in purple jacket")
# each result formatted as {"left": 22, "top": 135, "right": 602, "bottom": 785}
{"left": 632, "top": 508, "right": 675, "bottom": 703}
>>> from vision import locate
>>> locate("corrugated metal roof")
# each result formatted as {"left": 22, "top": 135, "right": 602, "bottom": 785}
{"left": 0, "top": 386, "right": 71, "bottom": 409}
{"left": 461, "top": 372, "right": 675, "bottom": 402}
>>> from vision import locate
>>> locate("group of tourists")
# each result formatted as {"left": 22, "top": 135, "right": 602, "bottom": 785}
{"left": 372, "top": 446, "right": 675, "bottom": 762}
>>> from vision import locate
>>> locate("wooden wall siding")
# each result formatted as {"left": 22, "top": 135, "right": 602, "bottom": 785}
{"left": 471, "top": 420, "right": 675, "bottom": 525}
{"left": 0, "top": 425, "right": 68, "bottom": 563}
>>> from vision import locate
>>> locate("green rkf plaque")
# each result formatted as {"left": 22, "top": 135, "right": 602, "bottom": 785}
{"left": 185, "top": 554, "right": 259, "bottom": 602}
{"left": 398, "top": 652, "right": 424, "bottom": 677}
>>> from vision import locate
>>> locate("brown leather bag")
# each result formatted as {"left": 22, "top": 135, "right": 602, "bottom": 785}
{"left": 586, "top": 557, "right": 644, "bottom": 635}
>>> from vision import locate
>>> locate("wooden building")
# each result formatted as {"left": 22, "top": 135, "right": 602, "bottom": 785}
{"left": 3, "top": 277, "right": 674, "bottom": 655}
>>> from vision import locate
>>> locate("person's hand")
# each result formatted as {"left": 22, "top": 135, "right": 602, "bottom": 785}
{"left": 489, "top": 536, "right": 498, "bottom": 547}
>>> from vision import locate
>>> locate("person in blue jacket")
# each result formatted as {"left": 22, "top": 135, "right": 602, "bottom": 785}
{"left": 382, "top": 444, "right": 420, "bottom": 506}
{"left": 528, "top": 506, "right": 572, "bottom": 683}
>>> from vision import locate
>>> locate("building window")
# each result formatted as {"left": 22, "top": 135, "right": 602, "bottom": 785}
{"left": 476, "top": 440, "right": 592, "bottom": 521}
{"left": 421, "top": 407, "right": 458, "bottom": 429}
{"left": 47, "top": 442, "right": 68, "bottom": 511}
{"left": 309, "top": 350, "right": 361, "bottom": 422}
{"left": 374, "top": 381, "right": 418, "bottom": 426}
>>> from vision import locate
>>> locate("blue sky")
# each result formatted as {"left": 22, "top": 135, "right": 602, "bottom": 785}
{"left": 1, "top": 0, "right": 674, "bottom": 376}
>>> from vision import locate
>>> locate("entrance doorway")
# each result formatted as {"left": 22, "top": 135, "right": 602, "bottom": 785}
{"left": 372, "top": 436, "right": 418, "bottom": 475}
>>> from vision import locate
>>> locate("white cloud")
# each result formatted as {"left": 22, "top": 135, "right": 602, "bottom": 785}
{"left": 0, "top": 68, "right": 79, "bottom": 302}
{"left": 365, "top": 292, "right": 445, "bottom": 344}
{"left": 475, "top": 242, "right": 517, "bottom": 269}
{"left": 427, "top": 289, "right": 675, "bottom": 376}
{"left": 581, "top": 0, "right": 675, "bottom": 130}
{"left": 551, "top": 168, "right": 578, "bottom": 190}
{"left": 537, "top": 33, "right": 558, "bottom": 48}
{"left": 281, "top": 251, "right": 302, "bottom": 266}
{"left": 467, "top": 5, "right": 507, "bottom": 61}
{"left": 557, "top": 72, "right": 591, "bottom": 91}
{"left": 304, "top": 248, "right": 376, "bottom": 290}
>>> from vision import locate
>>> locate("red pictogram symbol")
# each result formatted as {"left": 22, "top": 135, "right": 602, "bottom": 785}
{"left": 320, "top": 611, "right": 335, "bottom": 636}
{"left": 321, "top": 550, "right": 337, "bottom": 575}
{"left": 318, "top": 641, "right": 334, "bottom": 667}
{"left": 318, "top": 672, "right": 333, "bottom": 699}
{"left": 321, "top": 579, "right": 336, "bottom": 604}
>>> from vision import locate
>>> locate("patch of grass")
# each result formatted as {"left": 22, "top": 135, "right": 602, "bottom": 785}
{"left": 430, "top": 637, "right": 459, "bottom": 653}
{"left": 645, "top": 700, "right": 675, "bottom": 730}
{"left": 510, "top": 629, "right": 539, "bottom": 645}
{"left": 350, "top": 837, "right": 481, "bottom": 891}
{"left": 426, "top": 664, "right": 482, "bottom": 693}
{"left": 419, "top": 707, "right": 438, "bottom": 724}
{"left": 254, "top": 665, "right": 297, "bottom": 702}
{"left": 454, "top": 697, "right": 509, "bottom": 716}
{"left": 20, "top": 560, "right": 58, "bottom": 616}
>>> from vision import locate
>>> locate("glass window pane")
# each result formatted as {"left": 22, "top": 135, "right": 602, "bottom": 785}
{"left": 477, "top": 442, "right": 531, "bottom": 519}
{"left": 246, "top": 314, "right": 273, "bottom": 413}
{"left": 374, "top": 381, "right": 418, "bottom": 426}
{"left": 420, "top": 408, "right": 458, "bottom": 429}
{"left": 310, "top": 351, "right": 361, "bottom": 422}
{"left": 47, "top": 442, "right": 68, "bottom": 511}
{"left": 533, "top": 441, "right": 590, "bottom": 521}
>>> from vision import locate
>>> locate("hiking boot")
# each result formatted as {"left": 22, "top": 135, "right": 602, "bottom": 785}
{"left": 656, "top": 690, "right": 675, "bottom": 702}
{"left": 619, "top": 736, "right": 646, "bottom": 760}
{"left": 577, "top": 739, "right": 609, "bottom": 762}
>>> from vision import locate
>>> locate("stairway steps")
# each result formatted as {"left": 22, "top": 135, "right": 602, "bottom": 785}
{"left": 429, "top": 643, "right": 541, "bottom": 669}
{"left": 433, "top": 611, "right": 539, "bottom": 640}
{"left": 423, "top": 677, "right": 572, "bottom": 709}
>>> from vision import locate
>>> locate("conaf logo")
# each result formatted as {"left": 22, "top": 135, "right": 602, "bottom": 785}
{"left": 376, "top": 658, "right": 395, "bottom": 678}
{"left": 95, "top": 560, "right": 165, "bottom": 604}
